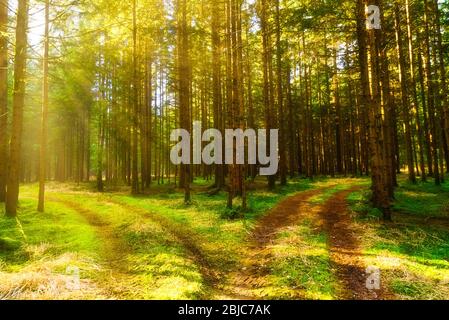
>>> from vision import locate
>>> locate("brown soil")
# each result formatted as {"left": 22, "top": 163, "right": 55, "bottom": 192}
{"left": 225, "top": 187, "right": 330, "bottom": 300}
{"left": 317, "top": 187, "right": 390, "bottom": 300}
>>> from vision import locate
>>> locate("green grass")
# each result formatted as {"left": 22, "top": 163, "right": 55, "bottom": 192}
{"left": 390, "top": 280, "right": 441, "bottom": 299}
{"left": 10, "top": 177, "right": 340, "bottom": 299}
{"left": 0, "top": 197, "right": 103, "bottom": 299}
{"left": 0, "top": 199, "right": 99, "bottom": 268}
{"left": 28, "top": 190, "right": 206, "bottom": 299}
{"left": 270, "top": 219, "right": 335, "bottom": 300}
{"left": 393, "top": 178, "right": 449, "bottom": 218}
{"left": 3, "top": 174, "right": 449, "bottom": 300}
{"left": 347, "top": 190, "right": 384, "bottom": 220}
{"left": 347, "top": 174, "right": 449, "bottom": 300}
{"left": 308, "top": 179, "right": 369, "bottom": 205}
{"left": 113, "top": 178, "right": 330, "bottom": 270}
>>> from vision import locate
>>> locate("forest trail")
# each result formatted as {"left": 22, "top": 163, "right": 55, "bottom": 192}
{"left": 223, "top": 187, "right": 331, "bottom": 300}
{"left": 317, "top": 187, "right": 390, "bottom": 300}
{"left": 52, "top": 195, "right": 222, "bottom": 299}
{"left": 51, "top": 185, "right": 392, "bottom": 300}
{"left": 51, "top": 198, "right": 135, "bottom": 298}
{"left": 224, "top": 185, "right": 391, "bottom": 300}
{"left": 100, "top": 198, "right": 221, "bottom": 298}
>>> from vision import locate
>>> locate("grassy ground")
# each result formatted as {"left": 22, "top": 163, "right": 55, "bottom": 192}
{"left": 1, "top": 175, "right": 448, "bottom": 300}
{"left": 269, "top": 218, "right": 334, "bottom": 299}
{"left": 1, "top": 186, "right": 209, "bottom": 299}
{"left": 0, "top": 198, "right": 104, "bottom": 299}
{"left": 0, "top": 177, "right": 337, "bottom": 299}
{"left": 347, "top": 175, "right": 449, "bottom": 299}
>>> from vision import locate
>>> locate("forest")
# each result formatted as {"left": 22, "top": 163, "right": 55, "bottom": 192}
{"left": 0, "top": 0, "right": 449, "bottom": 300}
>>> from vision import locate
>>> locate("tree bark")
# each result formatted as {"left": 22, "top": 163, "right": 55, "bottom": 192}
{"left": 211, "top": 0, "right": 224, "bottom": 189}
{"left": 38, "top": 0, "right": 50, "bottom": 212}
{"left": 177, "top": 0, "right": 191, "bottom": 203}
{"left": 356, "top": 0, "right": 391, "bottom": 220}
{"left": 131, "top": 0, "right": 140, "bottom": 194}
{"left": 394, "top": 2, "right": 416, "bottom": 184}
{"left": 275, "top": 0, "right": 287, "bottom": 185}
{"left": 0, "top": 0, "right": 8, "bottom": 203}
{"left": 423, "top": 0, "right": 440, "bottom": 185}
{"left": 5, "top": 0, "right": 28, "bottom": 217}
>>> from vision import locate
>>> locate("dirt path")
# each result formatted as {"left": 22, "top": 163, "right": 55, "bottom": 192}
{"left": 227, "top": 185, "right": 391, "bottom": 300}
{"left": 53, "top": 185, "right": 391, "bottom": 300}
{"left": 317, "top": 187, "right": 388, "bottom": 300}
{"left": 225, "top": 187, "right": 331, "bottom": 300}
{"left": 52, "top": 198, "right": 134, "bottom": 298}
{"left": 103, "top": 198, "right": 221, "bottom": 299}
{"left": 53, "top": 195, "right": 223, "bottom": 299}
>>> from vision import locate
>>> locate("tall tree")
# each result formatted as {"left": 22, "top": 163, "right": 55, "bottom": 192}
{"left": 38, "top": 0, "right": 50, "bottom": 212}
{"left": 423, "top": 0, "right": 440, "bottom": 185}
{"left": 275, "top": 0, "right": 286, "bottom": 185}
{"left": 394, "top": 2, "right": 416, "bottom": 184}
{"left": 0, "top": 0, "right": 7, "bottom": 203}
{"left": 260, "top": 0, "right": 276, "bottom": 190}
{"left": 211, "top": 0, "right": 224, "bottom": 189}
{"left": 405, "top": 0, "right": 426, "bottom": 181}
{"left": 177, "top": 0, "right": 191, "bottom": 204}
{"left": 5, "top": 0, "right": 29, "bottom": 216}
{"left": 131, "top": 0, "right": 140, "bottom": 194}
{"left": 356, "top": 0, "right": 392, "bottom": 220}
{"left": 433, "top": 0, "right": 449, "bottom": 171}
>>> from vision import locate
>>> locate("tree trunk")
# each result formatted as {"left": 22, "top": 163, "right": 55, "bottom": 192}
{"left": 433, "top": 0, "right": 449, "bottom": 173}
{"left": 394, "top": 2, "right": 416, "bottom": 184}
{"left": 423, "top": 0, "right": 440, "bottom": 185}
{"left": 38, "top": 0, "right": 50, "bottom": 212}
{"left": 275, "top": 0, "right": 286, "bottom": 185}
{"left": 260, "top": 0, "right": 276, "bottom": 190}
{"left": 356, "top": 0, "right": 391, "bottom": 220}
{"left": 177, "top": 0, "right": 191, "bottom": 204}
{"left": 405, "top": 0, "right": 426, "bottom": 181}
{"left": 5, "top": 0, "right": 28, "bottom": 217}
{"left": 131, "top": 0, "right": 140, "bottom": 194}
{"left": 211, "top": 0, "right": 224, "bottom": 189}
{"left": 0, "top": 0, "right": 8, "bottom": 203}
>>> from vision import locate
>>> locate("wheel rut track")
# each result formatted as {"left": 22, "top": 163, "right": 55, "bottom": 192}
{"left": 49, "top": 197, "right": 134, "bottom": 298}
{"left": 317, "top": 187, "right": 391, "bottom": 300}
{"left": 51, "top": 195, "right": 218, "bottom": 299}
{"left": 50, "top": 185, "right": 392, "bottom": 300}
{"left": 100, "top": 197, "right": 221, "bottom": 299}
{"left": 226, "top": 187, "right": 333, "bottom": 300}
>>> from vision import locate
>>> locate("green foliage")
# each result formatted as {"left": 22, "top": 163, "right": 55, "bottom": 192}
{"left": 220, "top": 206, "right": 244, "bottom": 220}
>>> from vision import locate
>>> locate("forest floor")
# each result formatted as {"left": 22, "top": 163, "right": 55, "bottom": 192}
{"left": 1, "top": 175, "right": 449, "bottom": 300}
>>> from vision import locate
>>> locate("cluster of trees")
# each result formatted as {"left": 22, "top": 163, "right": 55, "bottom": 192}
{"left": 0, "top": 0, "right": 448, "bottom": 220}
